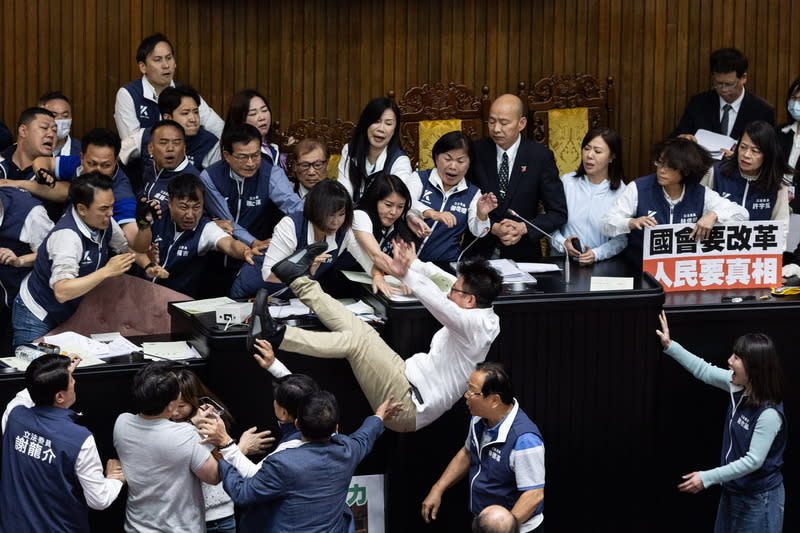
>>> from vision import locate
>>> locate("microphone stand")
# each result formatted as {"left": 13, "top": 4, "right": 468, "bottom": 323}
{"left": 506, "top": 209, "right": 571, "bottom": 284}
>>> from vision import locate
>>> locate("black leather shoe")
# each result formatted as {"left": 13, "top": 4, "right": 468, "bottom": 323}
{"left": 271, "top": 242, "right": 328, "bottom": 285}
{"left": 247, "top": 288, "right": 285, "bottom": 352}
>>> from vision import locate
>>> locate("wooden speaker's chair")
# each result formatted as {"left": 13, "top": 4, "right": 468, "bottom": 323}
{"left": 392, "top": 82, "right": 490, "bottom": 170}
{"left": 520, "top": 74, "right": 615, "bottom": 177}
{"left": 272, "top": 118, "right": 356, "bottom": 180}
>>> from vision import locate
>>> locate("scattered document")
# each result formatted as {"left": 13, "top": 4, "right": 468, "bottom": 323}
{"left": 173, "top": 297, "right": 235, "bottom": 314}
{"left": 141, "top": 341, "right": 201, "bottom": 361}
{"left": 345, "top": 300, "right": 375, "bottom": 315}
{"left": 517, "top": 262, "right": 561, "bottom": 273}
{"left": 90, "top": 332, "right": 142, "bottom": 358}
{"left": 0, "top": 357, "right": 30, "bottom": 371}
{"left": 270, "top": 299, "right": 311, "bottom": 318}
{"left": 695, "top": 129, "right": 736, "bottom": 160}
{"left": 590, "top": 276, "right": 634, "bottom": 291}
{"left": 44, "top": 332, "right": 114, "bottom": 358}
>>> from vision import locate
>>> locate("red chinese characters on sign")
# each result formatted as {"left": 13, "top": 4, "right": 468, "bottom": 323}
{"left": 643, "top": 222, "right": 783, "bottom": 292}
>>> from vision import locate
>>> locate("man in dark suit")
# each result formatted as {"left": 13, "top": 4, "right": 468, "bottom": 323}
{"left": 671, "top": 48, "right": 775, "bottom": 142}
{"left": 470, "top": 94, "right": 567, "bottom": 261}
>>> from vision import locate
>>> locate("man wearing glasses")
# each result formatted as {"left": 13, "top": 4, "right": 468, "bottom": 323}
{"left": 672, "top": 48, "right": 775, "bottom": 142}
{"left": 247, "top": 238, "right": 503, "bottom": 433}
{"left": 422, "top": 362, "right": 545, "bottom": 532}
{"left": 292, "top": 138, "right": 329, "bottom": 199}
{"left": 200, "top": 124, "right": 302, "bottom": 252}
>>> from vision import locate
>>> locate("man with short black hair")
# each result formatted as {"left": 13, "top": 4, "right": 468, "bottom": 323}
{"left": 249, "top": 239, "right": 502, "bottom": 432}
{"left": 672, "top": 48, "right": 775, "bottom": 141}
{"left": 38, "top": 91, "right": 81, "bottom": 156}
{"left": 138, "top": 119, "right": 200, "bottom": 210}
{"left": 115, "top": 33, "right": 224, "bottom": 139}
{"left": 121, "top": 85, "right": 220, "bottom": 171}
{"left": 1, "top": 354, "right": 125, "bottom": 532}
{"left": 220, "top": 390, "right": 400, "bottom": 532}
{"left": 134, "top": 173, "right": 257, "bottom": 297}
{"left": 32, "top": 128, "right": 146, "bottom": 245}
{"left": 200, "top": 124, "right": 302, "bottom": 251}
{"left": 12, "top": 171, "right": 148, "bottom": 344}
{"left": 114, "top": 361, "right": 220, "bottom": 533}
{"left": 422, "top": 362, "right": 545, "bottom": 531}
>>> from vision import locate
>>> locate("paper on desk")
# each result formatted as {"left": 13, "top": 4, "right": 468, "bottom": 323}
{"left": 0, "top": 352, "right": 107, "bottom": 370}
{"left": 269, "top": 298, "right": 310, "bottom": 318}
{"left": 695, "top": 129, "right": 736, "bottom": 160}
{"left": 90, "top": 332, "right": 141, "bottom": 357}
{"left": 590, "top": 276, "right": 634, "bottom": 291}
{"left": 141, "top": 341, "right": 201, "bottom": 360}
{"left": 517, "top": 262, "right": 561, "bottom": 273}
{"left": 173, "top": 297, "right": 235, "bottom": 314}
{"left": 44, "top": 332, "right": 112, "bottom": 358}
{"left": 346, "top": 300, "right": 375, "bottom": 314}
{"left": 341, "top": 270, "right": 403, "bottom": 287}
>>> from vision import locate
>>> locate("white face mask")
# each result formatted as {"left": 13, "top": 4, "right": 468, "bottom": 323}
{"left": 788, "top": 101, "right": 800, "bottom": 122}
{"left": 55, "top": 118, "right": 72, "bottom": 140}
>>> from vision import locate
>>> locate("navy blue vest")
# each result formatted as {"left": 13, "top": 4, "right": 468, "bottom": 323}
{"left": 0, "top": 405, "right": 92, "bottom": 533}
{"left": 0, "top": 145, "right": 34, "bottom": 181}
{"left": 150, "top": 210, "right": 213, "bottom": 297}
{"left": 0, "top": 188, "right": 44, "bottom": 307}
{"left": 203, "top": 159, "right": 275, "bottom": 239}
{"left": 414, "top": 169, "right": 480, "bottom": 262}
{"left": 468, "top": 407, "right": 544, "bottom": 521}
{"left": 721, "top": 392, "right": 786, "bottom": 494}
{"left": 53, "top": 158, "right": 137, "bottom": 226}
{"left": 712, "top": 162, "right": 777, "bottom": 221}
{"left": 141, "top": 159, "right": 200, "bottom": 211}
{"left": 626, "top": 173, "right": 706, "bottom": 262}
{"left": 229, "top": 212, "right": 346, "bottom": 299}
{"left": 122, "top": 79, "right": 175, "bottom": 131}
{"left": 27, "top": 209, "right": 115, "bottom": 326}
{"left": 141, "top": 127, "right": 218, "bottom": 171}
{"left": 352, "top": 148, "right": 405, "bottom": 203}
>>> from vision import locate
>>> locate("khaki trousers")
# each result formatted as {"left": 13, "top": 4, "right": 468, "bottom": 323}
{"left": 280, "top": 277, "right": 417, "bottom": 432}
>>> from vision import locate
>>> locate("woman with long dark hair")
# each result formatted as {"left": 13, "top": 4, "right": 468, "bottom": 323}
{"left": 337, "top": 97, "right": 413, "bottom": 202}
{"left": 552, "top": 127, "right": 628, "bottom": 264}
{"left": 701, "top": 120, "right": 790, "bottom": 243}
{"left": 656, "top": 312, "right": 786, "bottom": 533}
{"left": 224, "top": 89, "right": 282, "bottom": 168}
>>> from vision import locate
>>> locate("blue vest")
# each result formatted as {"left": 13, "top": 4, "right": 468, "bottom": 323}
{"left": 141, "top": 127, "right": 218, "bottom": 171}
{"left": 0, "top": 145, "right": 34, "bottom": 181}
{"left": 627, "top": 173, "right": 706, "bottom": 262}
{"left": 352, "top": 148, "right": 405, "bottom": 203}
{"left": 467, "top": 407, "right": 544, "bottom": 521}
{"left": 150, "top": 210, "right": 213, "bottom": 297}
{"left": 122, "top": 79, "right": 174, "bottom": 130}
{"left": 712, "top": 162, "right": 776, "bottom": 221}
{"left": 0, "top": 188, "right": 43, "bottom": 307}
{"left": 203, "top": 159, "right": 276, "bottom": 239}
{"left": 229, "top": 212, "right": 346, "bottom": 299}
{"left": 54, "top": 157, "right": 137, "bottom": 226}
{"left": 27, "top": 209, "right": 115, "bottom": 327}
{"left": 141, "top": 159, "right": 200, "bottom": 211}
{"left": 414, "top": 169, "right": 479, "bottom": 262}
{"left": 721, "top": 392, "right": 786, "bottom": 494}
{"left": 0, "top": 405, "right": 92, "bottom": 533}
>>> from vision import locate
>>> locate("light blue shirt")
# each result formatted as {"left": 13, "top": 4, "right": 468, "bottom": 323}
{"left": 551, "top": 172, "right": 627, "bottom": 261}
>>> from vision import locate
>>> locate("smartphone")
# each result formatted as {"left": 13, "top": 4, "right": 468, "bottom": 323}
{"left": 198, "top": 396, "right": 225, "bottom": 417}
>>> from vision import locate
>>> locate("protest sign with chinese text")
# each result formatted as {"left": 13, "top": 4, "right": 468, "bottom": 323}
{"left": 643, "top": 221, "right": 783, "bottom": 292}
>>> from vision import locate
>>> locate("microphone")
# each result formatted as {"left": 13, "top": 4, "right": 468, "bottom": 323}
{"left": 506, "top": 209, "right": 556, "bottom": 242}
{"left": 457, "top": 226, "right": 490, "bottom": 263}
{"left": 506, "top": 209, "right": 571, "bottom": 284}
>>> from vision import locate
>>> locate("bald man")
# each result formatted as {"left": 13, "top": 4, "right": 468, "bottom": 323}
{"left": 473, "top": 505, "right": 520, "bottom": 533}
{"left": 468, "top": 94, "right": 567, "bottom": 261}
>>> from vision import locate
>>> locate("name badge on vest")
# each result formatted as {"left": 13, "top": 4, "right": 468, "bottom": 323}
{"left": 736, "top": 413, "right": 751, "bottom": 431}
{"left": 451, "top": 201, "right": 468, "bottom": 215}
{"left": 488, "top": 449, "right": 502, "bottom": 462}
{"left": 753, "top": 198, "right": 772, "bottom": 210}
{"left": 246, "top": 196, "right": 262, "bottom": 208}
{"left": 679, "top": 212, "right": 698, "bottom": 223}
{"left": 177, "top": 245, "right": 190, "bottom": 257}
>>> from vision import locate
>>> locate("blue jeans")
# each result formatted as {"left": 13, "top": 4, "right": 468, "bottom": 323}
{"left": 11, "top": 296, "right": 51, "bottom": 346}
{"left": 713, "top": 483, "right": 785, "bottom": 533}
{"left": 206, "top": 514, "right": 236, "bottom": 533}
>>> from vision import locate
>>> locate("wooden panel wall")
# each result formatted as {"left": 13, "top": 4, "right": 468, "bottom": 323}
{"left": 3, "top": 0, "right": 800, "bottom": 178}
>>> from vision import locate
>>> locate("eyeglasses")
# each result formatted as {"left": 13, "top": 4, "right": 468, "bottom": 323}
{"left": 449, "top": 286, "right": 476, "bottom": 297}
{"left": 464, "top": 389, "right": 483, "bottom": 398}
{"left": 653, "top": 160, "right": 674, "bottom": 171}
{"left": 231, "top": 153, "right": 261, "bottom": 163}
{"left": 712, "top": 81, "right": 739, "bottom": 91}
{"left": 296, "top": 160, "right": 327, "bottom": 172}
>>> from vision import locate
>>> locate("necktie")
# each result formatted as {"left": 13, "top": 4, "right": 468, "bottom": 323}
{"left": 499, "top": 152, "right": 509, "bottom": 198}
{"left": 720, "top": 104, "right": 733, "bottom": 136}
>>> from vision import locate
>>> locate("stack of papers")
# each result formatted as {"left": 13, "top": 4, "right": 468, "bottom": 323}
{"left": 488, "top": 259, "right": 537, "bottom": 284}
{"left": 141, "top": 341, "right": 201, "bottom": 360}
